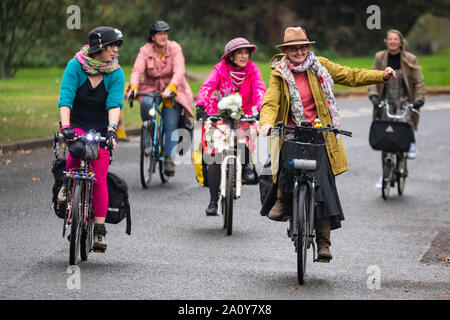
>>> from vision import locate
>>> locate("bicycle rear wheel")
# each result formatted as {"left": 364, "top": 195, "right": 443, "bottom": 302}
{"left": 224, "top": 160, "right": 235, "bottom": 236}
{"left": 296, "top": 184, "right": 308, "bottom": 285}
{"left": 140, "top": 125, "right": 156, "bottom": 188}
{"left": 69, "top": 182, "right": 82, "bottom": 265}
{"left": 397, "top": 153, "right": 407, "bottom": 195}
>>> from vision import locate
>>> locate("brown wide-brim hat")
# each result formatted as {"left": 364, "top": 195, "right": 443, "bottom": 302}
{"left": 276, "top": 26, "right": 316, "bottom": 49}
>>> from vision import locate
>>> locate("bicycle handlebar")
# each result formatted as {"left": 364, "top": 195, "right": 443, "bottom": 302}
{"left": 128, "top": 90, "right": 175, "bottom": 108}
{"left": 378, "top": 100, "right": 416, "bottom": 120}
{"left": 206, "top": 114, "right": 258, "bottom": 123}
{"left": 268, "top": 123, "right": 352, "bottom": 138}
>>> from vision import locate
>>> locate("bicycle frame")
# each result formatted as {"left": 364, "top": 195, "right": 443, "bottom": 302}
{"left": 210, "top": 116, "right": 256, "bottom": 200}
{"left": 378, "top": 100, "right": 413, "bottom": 199}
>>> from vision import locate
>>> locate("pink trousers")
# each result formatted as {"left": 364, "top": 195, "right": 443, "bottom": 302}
{"left": 66, "top": 128, "right": 109, "bottom": 218}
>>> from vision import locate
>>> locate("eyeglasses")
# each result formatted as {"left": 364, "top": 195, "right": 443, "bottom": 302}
{"left": 287, "top": 45, "right": 308, "bottom": 52}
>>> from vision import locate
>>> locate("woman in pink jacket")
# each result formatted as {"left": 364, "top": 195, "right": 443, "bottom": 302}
{"left": 127, "top": 21, "right": 194, "bottom": 177}
{"left": 196, "top": 37, "right": 266, "bottom": 216}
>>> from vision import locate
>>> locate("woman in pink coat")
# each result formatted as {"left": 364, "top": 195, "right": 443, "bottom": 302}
{"left": 196, "top": 37, "right": 266, "bottom": 216}
{"left": 127, "top": 21, "right": 194, "bottom": 177}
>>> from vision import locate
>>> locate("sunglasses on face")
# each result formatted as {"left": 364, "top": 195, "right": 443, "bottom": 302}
{"left": 287, "top": 45, "right": 308, "bottom": 52}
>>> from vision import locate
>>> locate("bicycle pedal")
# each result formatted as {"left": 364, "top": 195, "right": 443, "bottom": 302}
{"left": 315, "top": 258, "right": 331, "bottom": 263}
{"left": 93, "top": 248, "right": 106, "bottom": 253}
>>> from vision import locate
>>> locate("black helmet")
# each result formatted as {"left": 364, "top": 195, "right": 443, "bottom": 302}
{"left": 149, "top": 20, "right": 170, "bottom": 34}
{"left": 87, "top": 26, "right": 123, "bottom": 55}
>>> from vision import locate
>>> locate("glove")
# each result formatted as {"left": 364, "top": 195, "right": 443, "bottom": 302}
{"left": 61, "top": 126, "right": 77, "bottom": 140}
{"left": 105, "top": 130, "right": 118, "bottom": 148}
{"left": 369, "top": 95, "right": 380, "bottom": 108}
{"left": 413, "top": 100, "right": 424, "bottom": 110}
{"left": 195, "top": 104, "right": 207, "bottom": 121}
{"left": 127, "top": 85, "right": 138, "bottom": 100}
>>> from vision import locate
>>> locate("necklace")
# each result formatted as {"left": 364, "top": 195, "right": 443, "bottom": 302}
{"left": 229, "top": 71, "right": 246, "bottom": 87}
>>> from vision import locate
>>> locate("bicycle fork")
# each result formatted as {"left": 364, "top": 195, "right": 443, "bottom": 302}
{"left": 220, "top": 153, "right": 242, "bottom": 199}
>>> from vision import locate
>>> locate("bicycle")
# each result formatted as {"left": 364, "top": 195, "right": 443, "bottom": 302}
{"left": 129, "top": 91, "right": 172, "bottom": 188}
{"left": 53, "top": 130, "right": 112, "bottom": 265}
{"left": 270, "top": 121, "right": 352, "bottom": 285}
{"left": 370, "top": 100, "right": 416, "bottom": 200}
{"left": 205, "top": 114, "right": 258, "bottom": 235}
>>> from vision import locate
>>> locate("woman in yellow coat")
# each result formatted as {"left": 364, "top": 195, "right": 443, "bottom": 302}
{"left": 259, "top": 26, "right": 396, "bottom": 261}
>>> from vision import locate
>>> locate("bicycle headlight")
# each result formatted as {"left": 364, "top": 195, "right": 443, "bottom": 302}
{"left": 149, "top": 108, "right": 156, "bottom": 117}
{"left": 86, "top": 133, "right": 94, "bottom": 141}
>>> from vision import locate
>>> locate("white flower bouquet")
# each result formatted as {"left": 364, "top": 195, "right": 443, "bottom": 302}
{"left": 217, "top": 93, "right": 244, "bottom": 120}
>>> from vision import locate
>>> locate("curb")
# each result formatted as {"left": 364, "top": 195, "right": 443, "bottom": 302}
{"left": 0, "top": 127, "right": 141, "bottom": 154}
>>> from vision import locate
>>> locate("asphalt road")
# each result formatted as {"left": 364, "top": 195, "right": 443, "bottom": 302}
{"left": 0, "top": 96, "right": 449, "bottom": 301}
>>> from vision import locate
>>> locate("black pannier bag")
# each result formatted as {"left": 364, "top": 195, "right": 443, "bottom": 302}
{"left": 258, "top": 155, "right": 273, "bottom": 205}
{"left": 106, "top": 171, "right": 131, "bottom": 235}
{"left": 51, "top": 158, "right": 67, "bottom": 219}
{"left": 51, "top": 160, "right": 131, "bottom": 235}
{"left": 369, "top": 120, "right": 414, "bottom": 153}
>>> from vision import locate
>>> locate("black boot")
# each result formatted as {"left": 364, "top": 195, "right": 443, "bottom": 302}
{"left": 164, "top": 155, "right": 175, "bottom": 176}
{"left": 205, "top": 201, "right": 219, "bottom": 216}
{"left": 242, "top": 163, "right": 257, "bottom": 184}
{"left": 93, "top": 223, "right": 107, "bottom": 252}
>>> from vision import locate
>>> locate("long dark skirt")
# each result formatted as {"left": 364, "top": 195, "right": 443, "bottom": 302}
{"left": 278, "top": 147, "right": 344, "bottom": 230}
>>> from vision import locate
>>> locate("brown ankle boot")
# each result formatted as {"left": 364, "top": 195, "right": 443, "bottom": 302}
{"left": 315, "top": 218, "right": 332, "bottom": 261}
{"left": 268, "top": 189, "right": 290, "bottom": 221}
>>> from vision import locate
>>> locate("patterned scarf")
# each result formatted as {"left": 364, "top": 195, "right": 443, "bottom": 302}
{"left": 276, "top": 51, "right": 341, "bottom": 127}
{"left": 75, "top": 45, "right": 120, "bottom": 75}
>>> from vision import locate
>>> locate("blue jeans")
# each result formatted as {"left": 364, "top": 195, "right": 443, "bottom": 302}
{"left": 140, "top": 96, "right": 181, "bottom": 157}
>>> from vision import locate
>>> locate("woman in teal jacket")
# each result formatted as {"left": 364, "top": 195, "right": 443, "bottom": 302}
{"left": 58, "top": 26, "right": 125, "bottom": 252}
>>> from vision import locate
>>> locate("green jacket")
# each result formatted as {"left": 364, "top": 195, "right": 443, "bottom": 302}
{"left": 260, "top": 54, "right": 386, "bottom": 182}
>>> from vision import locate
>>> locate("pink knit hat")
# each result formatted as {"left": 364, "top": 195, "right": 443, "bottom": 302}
{"left": 221, "top": 37, "right": 257, "bottom": 60}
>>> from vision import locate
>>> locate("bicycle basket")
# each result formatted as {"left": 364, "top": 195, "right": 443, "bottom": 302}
{"left": 280, "top": 127, "right": 325, "bottom": 172}
{"left": 369, "top": 120, "right": 414, "bottom": 152}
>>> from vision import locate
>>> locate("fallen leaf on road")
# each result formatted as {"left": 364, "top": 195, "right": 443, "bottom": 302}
{"left": 29, "top": 191, "right": 35, "bottom": 195}
{"left": 404, "top": 289, "right": 409, "bottom": 293}
{"left": 32, "top": 177, "right": 40, "bottom": 181}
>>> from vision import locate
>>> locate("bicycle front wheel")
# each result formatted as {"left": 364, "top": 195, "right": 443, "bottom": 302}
{"left": 140, "top": 125, "right": 156, "bottom": 188}
{"left": 381, "top": 153, "right": 393, "bottom": 200}
{"left": 159, "top": 131, "right": 170, "bottom": 184}
{"left": 80, "top": 183, "right": 93, "bottom": 261}
{"left": 296, "top": 184, "right": 308, "bottom": 285}
{"left": 69, "top": 182, "right": 82, "bottom": 265}
{"left": 397, "top": 153, "right": 407, "bottom": 195}
{"left": 224, "top": 160, "right": 235, "bottom": 236}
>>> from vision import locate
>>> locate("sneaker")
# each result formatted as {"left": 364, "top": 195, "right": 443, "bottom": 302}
{"left": 93, "top": 224, "right": 107, "bottom": 252}
{"left": 205, "top": 201, "right": 219, "bottom": 216}
{"left": 407, "top": 142, "right": 416, "bottom": 159}
{"left": 164, "top": 156, "right": 175, "bottom": 176}
{"left": 375, "top": 176, "right": 383, "bottom": 189}
{"left": 57, "top": 185, "right": 67, "bottom": 203}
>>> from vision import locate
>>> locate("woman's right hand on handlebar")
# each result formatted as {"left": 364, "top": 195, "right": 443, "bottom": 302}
{"left": 61, "top": 126, "right": 77, "bottom": 141}
{"left": 195, "top": 105, "right": 208, "bottom": 121}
